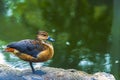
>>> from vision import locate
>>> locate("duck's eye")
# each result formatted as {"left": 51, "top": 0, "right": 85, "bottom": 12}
{"left": 42, "top": 34, "right": 46, "bottom": 36}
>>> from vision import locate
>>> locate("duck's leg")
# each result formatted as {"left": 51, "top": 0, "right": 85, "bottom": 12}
{"left": 29, "top": 62, "right": 35, "bottom": 73}
{"left": 29, "top": 62, "right": 46, "bottom": 75}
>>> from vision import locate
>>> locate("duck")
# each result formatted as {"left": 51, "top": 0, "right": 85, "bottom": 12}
{"left": 5, "top": 31, "right": 55, "bottom": 74}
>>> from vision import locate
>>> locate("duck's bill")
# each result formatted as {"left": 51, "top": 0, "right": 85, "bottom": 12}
{"left": 47, "top": 36, "right": 55, "bottom": 42}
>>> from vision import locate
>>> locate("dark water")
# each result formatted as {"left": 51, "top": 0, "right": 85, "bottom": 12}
{"left": 0, "top": 0, "right": 119, "bottom": 79}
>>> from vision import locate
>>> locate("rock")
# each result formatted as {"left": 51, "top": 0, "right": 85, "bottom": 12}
{"left": 0, "top": 64, "right": 115, "bottom": 80}
{"left": 93, "top": 72, "right": 115, "bottom": 80}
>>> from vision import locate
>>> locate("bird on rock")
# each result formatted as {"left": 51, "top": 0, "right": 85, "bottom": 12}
{"left": 5, "top": 31, "right": 55, "bottom": 74}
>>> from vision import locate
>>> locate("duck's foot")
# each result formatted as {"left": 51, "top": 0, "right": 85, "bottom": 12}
{"left": 33, "top": 70, "right": 46, "bottom": 75}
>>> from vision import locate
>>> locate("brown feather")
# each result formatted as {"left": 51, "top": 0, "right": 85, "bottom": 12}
{"left": 5, "top": 48, "right": 15, "bottom": 52}
{"left": 13, "top": 43, "right": 54, "bottom": 62}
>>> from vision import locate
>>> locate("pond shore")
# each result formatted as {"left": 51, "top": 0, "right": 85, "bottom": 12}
{"left": 0, "top": 64, "right": 115, "bottom": 80}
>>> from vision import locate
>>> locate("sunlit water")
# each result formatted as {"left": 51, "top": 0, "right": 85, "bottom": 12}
{"left": 0, "top": 51, "right": 6, "bottom": 64}
{"left": 78, "top": 53, "right": 112, "bottom": 73}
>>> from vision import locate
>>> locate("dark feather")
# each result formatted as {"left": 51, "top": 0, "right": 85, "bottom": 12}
{"left": 7, "top": 39, "right": 44, "bottom": 58}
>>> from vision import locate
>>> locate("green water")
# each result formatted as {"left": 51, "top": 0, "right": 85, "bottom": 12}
{"left": 0, "top": 0, "right": 120, "bottom": 79}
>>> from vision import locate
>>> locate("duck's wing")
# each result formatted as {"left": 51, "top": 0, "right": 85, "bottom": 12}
{"left": 7, "top": 39, "right": 45, "bottom": 58}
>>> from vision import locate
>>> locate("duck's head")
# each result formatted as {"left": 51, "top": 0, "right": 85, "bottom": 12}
{"left": 37, "top": 31, "right": 55, "bottom": 42}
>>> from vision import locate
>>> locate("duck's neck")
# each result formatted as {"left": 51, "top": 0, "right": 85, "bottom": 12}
{"left": 35, "top": 39, "right": 45, "bottom": 45}
{"left": 36, "top": 39, "right": 53, "bottom": 48}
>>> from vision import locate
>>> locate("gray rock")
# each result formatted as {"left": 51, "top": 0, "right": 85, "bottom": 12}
{"left": 0, "top": 64, "right": 115, "bottom": 80}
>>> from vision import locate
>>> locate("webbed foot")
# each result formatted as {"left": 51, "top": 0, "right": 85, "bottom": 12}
{"left": 33, "top": 70, "right": 46, "bottom": 75}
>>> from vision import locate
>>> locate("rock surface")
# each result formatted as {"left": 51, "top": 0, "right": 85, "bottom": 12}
{"left": 0, "top": 64, "right": 115, "bottom": 80}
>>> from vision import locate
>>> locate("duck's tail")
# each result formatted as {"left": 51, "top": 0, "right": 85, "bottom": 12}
{"left": 5, "top": 47, "right": 15, "bottom": 52}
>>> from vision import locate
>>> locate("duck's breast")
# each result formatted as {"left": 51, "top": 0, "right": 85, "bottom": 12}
{"left": 36, "top": 44, "right": 54, "bottom": 62}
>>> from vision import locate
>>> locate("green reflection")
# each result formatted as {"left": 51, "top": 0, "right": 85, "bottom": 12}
{"left": 0, "top": 0, "right": 116, "bottom": 77}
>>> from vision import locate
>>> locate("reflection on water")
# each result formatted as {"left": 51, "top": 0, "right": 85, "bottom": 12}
{"left": 77, "top": 51, "right": 111, "bottom": 73}
{"left": 78, "top": 58, "right": 94, "bottom": 72}
{"left": 0, "top": 43, "right": 111, "bottom": 73}
{"left": 104, "top": 53, "right": 111, "bottom": 72}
